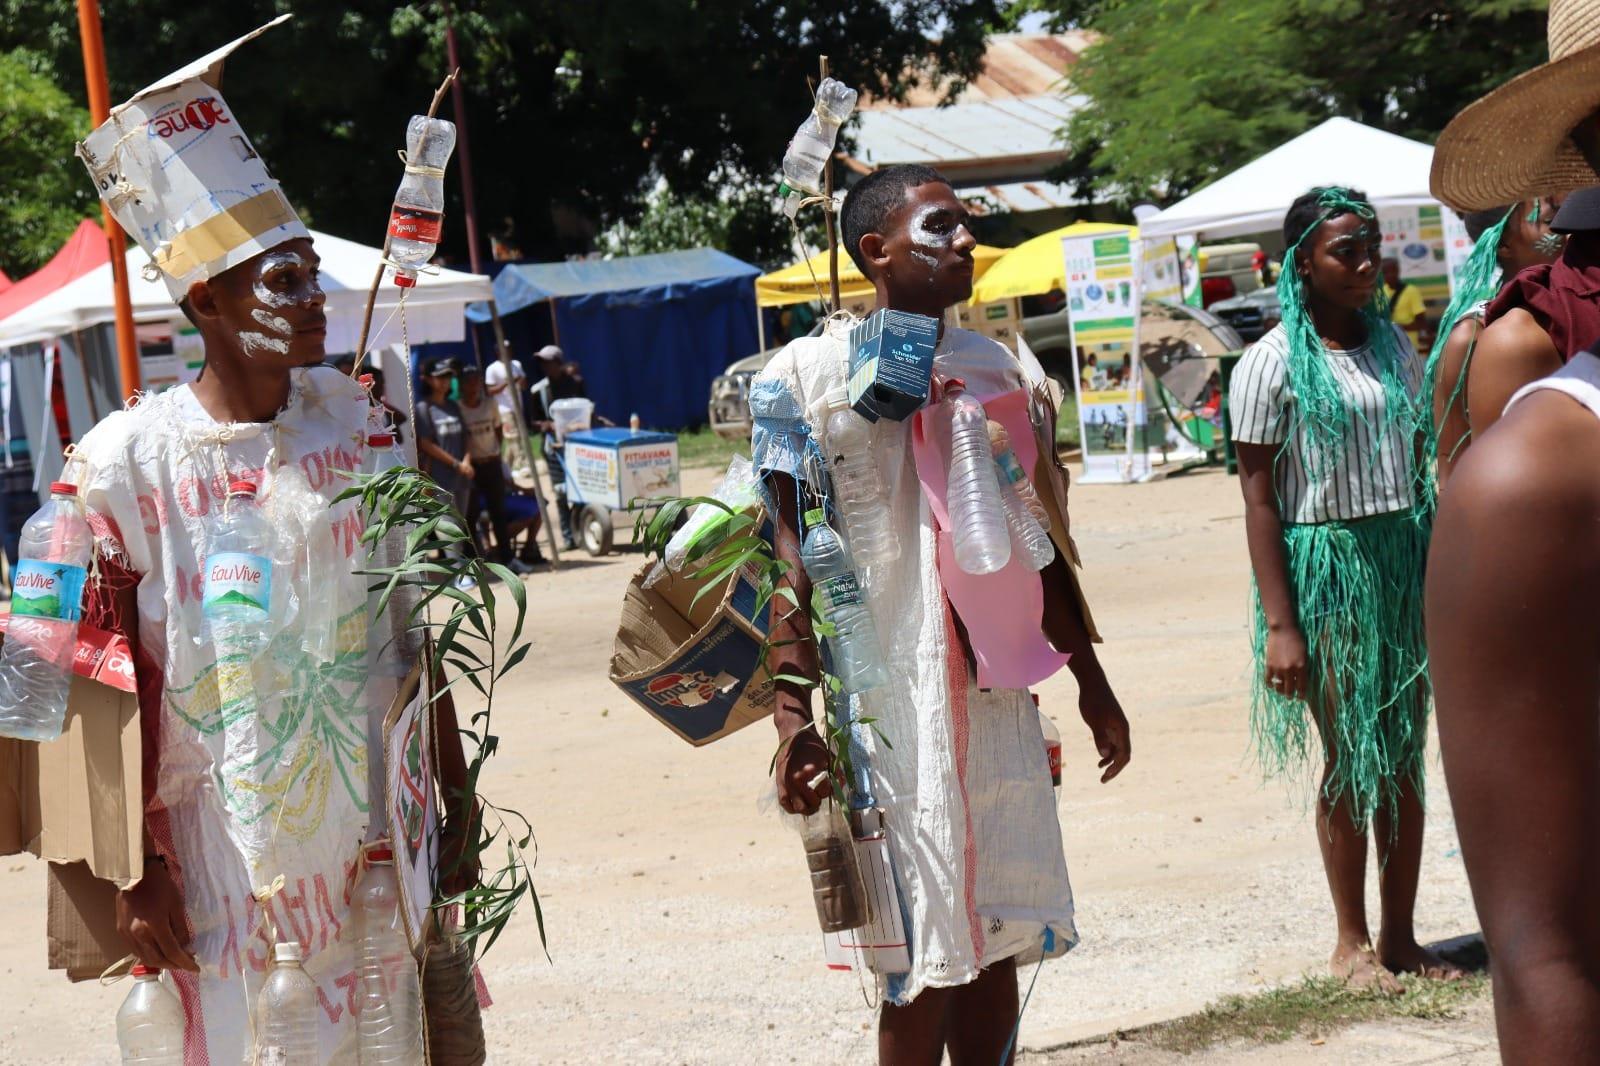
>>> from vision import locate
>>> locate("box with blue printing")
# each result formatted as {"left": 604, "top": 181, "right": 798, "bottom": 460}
{"left": 847, "top": 309, "right": 938, "bottom": 422}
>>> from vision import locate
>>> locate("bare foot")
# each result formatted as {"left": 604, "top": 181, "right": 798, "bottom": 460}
{"left": 1331, "top": 943, "right": 1402, "bottom": 994}
{"left": 1379, "top": 938, "right": 1469, "bottom": 981}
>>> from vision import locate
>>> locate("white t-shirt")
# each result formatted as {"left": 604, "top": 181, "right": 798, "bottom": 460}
{"left": 1229, "top": 322, "right": 1424, "bottom": 524}
{"left": 484, "top": 358, "right": 526, "bottom": 416}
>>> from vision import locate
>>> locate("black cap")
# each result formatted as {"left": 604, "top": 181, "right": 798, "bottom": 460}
{"left": 425, "top": 357, "right": 461, "bottom": 377}
{"left": 459, "top": 362, "right": 483, "bottom": 377}
{"left": 1551, "top": 186, "right": 1600, "bottom": 234}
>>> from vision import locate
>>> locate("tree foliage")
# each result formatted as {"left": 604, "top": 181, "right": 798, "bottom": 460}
{"left": 0, "top": 49, "right": 93, "bottom": 278}
{"left": 1049, "top": 0, "right": 1549, "bottom": 203}
{"left": 1, "top": 0, "right": 998, "bottom": 269}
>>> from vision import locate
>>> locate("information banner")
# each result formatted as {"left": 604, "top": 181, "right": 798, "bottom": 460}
{"left": 1142, "top": 237, "right": 1184, "bottom": 304}
{"left": 1380, "top": 206, "right": 1451, "bottom": 303}
{"left": 1442, "top": 206, "right": 1474, "bottom": 296}
{"left": 1178, "top": 235, "right": 1202, "bottom": 308}
{"left": 1062, "top": 229, "right": 1151, "bottom": 483}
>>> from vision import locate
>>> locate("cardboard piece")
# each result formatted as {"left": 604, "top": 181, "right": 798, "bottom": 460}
{"left": 847, "top": 309, "right": 937, "bottom": 422}
{"left": 822, "top": 808, "right": 911, "bottom": 975}
{"left": 76, "top": 15, "right": 308, "bottom": 300}
{"left": 957, "top": 297, "right": 1021, "bottom": 352}
{"left": 46, "top": 860, "right": 126, "bottom": 981}
{"left": 609, "top": 545, "right": 775, "bottom": 746}
{"left": 384, "top": 654, "right": 438, "bottom": 953}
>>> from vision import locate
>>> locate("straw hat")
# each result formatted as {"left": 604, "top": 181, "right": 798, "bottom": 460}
{"left": 1431, "top": 0, "right": 1600, "bottom": 211}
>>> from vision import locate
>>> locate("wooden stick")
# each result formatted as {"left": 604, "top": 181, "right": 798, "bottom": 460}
{"left": 820, "top": 55, "right": 841, "bottom": 313}
{"left": 353, "top": 69, "right": 460, "bottom": 364}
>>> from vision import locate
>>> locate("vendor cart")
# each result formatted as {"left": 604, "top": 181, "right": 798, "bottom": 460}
{"left": 562, "top": 428, "right": 681, "bottom": 555}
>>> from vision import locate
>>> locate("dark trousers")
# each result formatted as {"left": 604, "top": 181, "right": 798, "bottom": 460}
{"left": 544, "top": 433, "right": 574, "bottom": 544}
{"left": 467, "top": 459, "right": 512, "bottom": 562}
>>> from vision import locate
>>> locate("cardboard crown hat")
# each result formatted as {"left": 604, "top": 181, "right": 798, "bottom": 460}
{"left": 75, "top": 14, "right": 309, "bottom": 302}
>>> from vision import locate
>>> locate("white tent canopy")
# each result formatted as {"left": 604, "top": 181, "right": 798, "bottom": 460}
{"left": 0, "top": 229, "right": 491, "bottom": 353}
{"left": 1140, "top": 118, "right": 1440, "bottom": 241}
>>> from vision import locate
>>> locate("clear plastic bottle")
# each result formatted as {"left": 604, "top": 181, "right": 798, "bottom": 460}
{"left": 254, "top": 942, "right": 319, "bottom": 1065}
{"left": 1000, "top": 476, "right": 1055, "bottom": 571}
{"left": 1036, "top": 694, "right": 1062, "bottom": 792}
{"left": 354, "top": 844, "right": 424, "bottom": 1064}
{"left": 203, "top": 481, "right": 273, "bottom": 653}
{"left": 0, "top": 482, "right": 92, "bottom": 741}
{"left": 799, "top": 802, "right": 864, "bottom": 933}
{"left": 388, "top": 115, "right": 458, "bottom": 288}
{"left": 822, "top": 387, "right": 899, "bottom": 571}
{"left": 780, "top": 78, "right": 858, "bottom": 218}
{"left": 943, "top": 384, "right": 1011, "bottom": 575}
{"left": 116, "top": 964, "right": 184, "bottom": 1065}
{"left": 988, "top": 420, "right": 1051, "bottom": 530}
{"left": 365, "top": 436, "right": 426, "bottom": 677}
{"left": 799, "top": 508, "right": 888, "bottom": 694}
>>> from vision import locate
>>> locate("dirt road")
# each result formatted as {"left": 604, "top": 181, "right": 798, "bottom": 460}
{"left": 0, "top": 465, "right": 1481, "bottom": 1063}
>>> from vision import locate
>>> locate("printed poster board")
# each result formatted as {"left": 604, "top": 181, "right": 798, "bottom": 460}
{"left": 385, "top": 654, "right": 438, "bottom": 951}
{"left": 1062, "top": 229, "right": 1152, "bottom": 484}
{"left": 1380, "top": 205, "right": 1451, "bottom": 303}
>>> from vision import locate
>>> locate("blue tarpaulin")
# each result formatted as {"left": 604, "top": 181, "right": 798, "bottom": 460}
{"left": 465, "top": 249, "right": 761, "bottom": 431}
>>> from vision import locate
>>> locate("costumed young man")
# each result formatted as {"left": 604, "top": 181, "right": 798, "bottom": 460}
{"left": 752, "top": 164, "right": 1131, "bottom": 1064}
{"left": 65, "top": 20, "right": 473, "bottom": 1061}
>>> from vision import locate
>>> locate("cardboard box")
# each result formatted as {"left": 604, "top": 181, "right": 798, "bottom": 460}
{"left": 610, "top": 542, "right": 775, "bottom": 746}
{"left": 957, "top": 297, "right": 1021, "bottom": 352}
{"left": 0, "top": 619, "right": 143, "bottom": 982}
{"left": 847, "top": 309, "right": 938, "bottom": 422}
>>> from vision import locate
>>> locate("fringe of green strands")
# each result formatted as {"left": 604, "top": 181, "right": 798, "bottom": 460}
{"left": 1249, "top": 509, "right": 1432, "bottom": 830}
{"left": 1418, "top": 207, "right": 1513, "bottom": 506}
{"left": 1274, "top": 188, "right": 1423, "bottom": 495}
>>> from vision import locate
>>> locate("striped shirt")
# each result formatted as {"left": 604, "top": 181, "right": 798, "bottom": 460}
{"left": 1229, "top": 322, "right": 1423, "bottom": 524}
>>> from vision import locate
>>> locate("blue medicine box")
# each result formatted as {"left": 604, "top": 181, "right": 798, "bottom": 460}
{"left": 848, "top": 309, "right": 938, "bottom": 422}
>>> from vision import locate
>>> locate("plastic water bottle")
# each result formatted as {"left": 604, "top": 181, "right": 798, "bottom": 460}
{"left": 822, "top": 387, "right": 899, "bottom": 571}
{"left": 255, "top": 942, "right": 319, "bottom": 1064}
{"left": 354, "top": 844, "right": 425, "bottom": 1064}
{"left": 388, "top": 115, "right": 457, "bottom": 288}
{"left": 780, "top": 78, "right": 858, "bottom": 217}
{"left": 944, "top": 384, "right": 1011, "bottom": 575}
{"left": 799, "top": 508, "right": 888, "bottom": 693}
{"left": 799, "top": 803, "right": 864, "bottom": 933}
{"left": 203, "top": 482, "right": 272, "bottom": 650}
{"left": 1035, "top": 694, "right": 1062, "bottom": 792}
{"left": 116, "top": 964, "right": 184, "bottom": 1064}
{"left": 988, "top": 420, "right": 1051, "bottom": 530}
{"left": 365, "top": 436, "right": 426, "bottom": 677}
{"left": 0, "top": 482, "right": 92, "bottom": 742}
{"left": 1000, "top": 477, "right": 1055, "bottom": 571}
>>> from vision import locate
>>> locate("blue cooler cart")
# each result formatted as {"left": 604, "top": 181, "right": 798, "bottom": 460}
{"left": 562, "top": 428, "right": 681, "bottom": 555}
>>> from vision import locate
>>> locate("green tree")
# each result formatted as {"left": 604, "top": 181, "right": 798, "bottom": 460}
{"left": 2, "top": 1, "right": 998, "bottom": 267}
{"left": 0, "top": 49, "right": 93, "bottom": 279}
{"left": 1045, "top": 0, "right": 1548, "bottom": 204}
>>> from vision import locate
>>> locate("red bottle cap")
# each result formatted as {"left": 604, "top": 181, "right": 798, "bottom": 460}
{"left": 394, "top": 272, "right": 417, "bottom": 289}
{"left": 368, "top": 433, "right": 395, "bottom": 447}
{"left": 131, "top": 963, "right": 157, "bottom": 976}
{"left": 367, "top": 845, "right": 394, "bottom": 863}
{"left": 228, "top": 480, "right": 258, "bottom": 496}
{"left": 48, "top": 481, "right": 77, "bottom": 496}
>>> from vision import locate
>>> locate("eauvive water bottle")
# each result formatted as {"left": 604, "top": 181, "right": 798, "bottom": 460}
{"left": 0, "top": 481, "right": 92, "bottom": 741}
{"left": 988, "top": 419, "right": 1051, "bottom": 530}
{"left": 943, "top": 382, "right": 1011, "bottom": 575}
{"left": 799, "top": 508, "right": 888, "bottom": 693}
{"left": 116, "top": 964, "right": 184, "bottom": 1065}
{"left": 822, "top": 387, "right": 899, "bottom": 571}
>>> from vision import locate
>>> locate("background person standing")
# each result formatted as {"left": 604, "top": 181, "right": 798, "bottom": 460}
{"left": 530, "top": 344, "right": 610, "bottom": 549}
{"left": 459, "top": 364, "right": 530, "bottom": 573}
{"left": 415, "top": 357, "right": 478, "bottom": 590}
{"left": 485, "top": 341, "right": 532, "bottom": 481}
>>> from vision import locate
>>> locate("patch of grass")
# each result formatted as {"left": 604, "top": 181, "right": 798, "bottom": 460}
{"left": 1056, "top": 392, "right": 1080, "bottom": 450}
{"left": 676, "top": 426, "right": 750, "bottom": 470}
{"left": 1139, "top": 973, "right": 1489, "bottom": 1055}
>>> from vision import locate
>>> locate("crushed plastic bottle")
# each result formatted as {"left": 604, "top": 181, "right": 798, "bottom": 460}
{"left": 822, "top": 387, "right": 899, "bottom": 571}
{"left": 988, "top": 420, "right": 1051, "bottom": 530}
{"left": 780, "top": 78, "right": 858, "bottom": 219}
{"left": 388, "top": 115, "right": 457, "bottom": 288}
{"left": 254, "top": 942, "right": 319, "bottom": 1065}
{"left": 943, "top": 383, "right": 1011, "bottom": 575}
{"left": 0, "top": 482, "right": 92, "bottom": 741}
{"left": 354, "top": 843, "right": 425, "bottom": 1064}
{"left": 799, "top": 802, "right": 865, "bottom": 933}
{"left": 116, "top": 964, "right": 184, "bottom": 1065}
{"left": 799, "top": 508, "right": 888, "bottom": 694}
{"left": 364, "top": 436, "right": 426, "bottom": 677}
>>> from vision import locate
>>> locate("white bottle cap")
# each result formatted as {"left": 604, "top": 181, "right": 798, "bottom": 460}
{"left": 273, "top": 941, "right": 304, "bottom": 964}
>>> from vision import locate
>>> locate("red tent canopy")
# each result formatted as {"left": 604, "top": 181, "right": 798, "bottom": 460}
{"left": 0, "top": 220, "right": 111, "bottom": 323}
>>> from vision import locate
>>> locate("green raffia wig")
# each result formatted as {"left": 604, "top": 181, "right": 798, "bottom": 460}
{"left": 1248, "top": 186, "right": 1433, "bottom": 830}
{"left": 1275, "top": 187, "right": 1423, "bottom": 486}
{"left": 1419, "top": 206, "right": 1513, "bottom": 487}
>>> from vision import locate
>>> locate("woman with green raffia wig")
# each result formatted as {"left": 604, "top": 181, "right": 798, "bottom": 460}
{"left": 1229, "top": 186, "right": 1466, "bottom": 993}
{"left": 1425, "top": 198, "right": 1560, "bottom": 491}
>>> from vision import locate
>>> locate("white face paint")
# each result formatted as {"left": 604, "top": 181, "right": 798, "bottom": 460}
{"left": 238, "top": 331, "right": 290, "bottom": 357}
{"left": 909, "top": 203, "right": 954, "bottom": 250}
{"left": 251, "top": 250, "right": 314, "bottom": 310}
{"left": 250, "top": 308, "right": 292, "bottom": 335}
{"left": 909, "top": 249, "right": 939, "bottom": 270}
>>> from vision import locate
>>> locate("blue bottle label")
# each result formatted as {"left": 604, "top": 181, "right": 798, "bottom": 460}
{"left": 10, "top": 560, "right": 86, "bottom": 621}
{"left": 203, "top": 552, "right": 271, "bottom": 616}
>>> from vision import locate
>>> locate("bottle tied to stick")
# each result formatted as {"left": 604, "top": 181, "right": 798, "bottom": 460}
{"left": 388, "top": 115, "right": 458, "bottom": 288}
{"left": 779, "top": 78, "right": 858, "bottom": 220}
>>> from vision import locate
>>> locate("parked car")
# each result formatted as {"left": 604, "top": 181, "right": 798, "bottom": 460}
{"left": 1207, "top": 286, "right": 1282, "bottom": 344}
{"left": 707, "top": 301, "right": 1243, "bottom": 439}
{"left": 1198, "top": 242, "right": 1265, "bottom": 308}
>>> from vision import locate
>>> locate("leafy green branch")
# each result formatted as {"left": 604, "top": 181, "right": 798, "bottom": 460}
{"left": 337, "top": 463, "right": 543, "bottom": 961}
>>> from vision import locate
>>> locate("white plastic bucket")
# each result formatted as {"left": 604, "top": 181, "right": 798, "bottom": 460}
{"left": 549, "top": 398, "right": 594, "bottom": 442}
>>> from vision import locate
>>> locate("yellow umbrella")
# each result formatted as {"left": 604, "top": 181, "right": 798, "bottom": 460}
{"left": 756, "top": 245, "right": 1010, "bottom": 309}
{"left": 970, "top": 222, "right": 1137, "bottom": 304}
